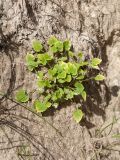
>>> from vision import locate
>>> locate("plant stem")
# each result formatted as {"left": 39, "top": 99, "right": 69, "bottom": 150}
{"left": 79, "top": 77, "right": 94, "bottom": 82}
{"left": 0, "top": 92, "right": 63, "bottom": 137}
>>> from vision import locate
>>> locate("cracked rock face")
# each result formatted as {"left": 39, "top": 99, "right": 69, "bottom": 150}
{"left": 0, "top": 0, "right": 120, "bottom": 160}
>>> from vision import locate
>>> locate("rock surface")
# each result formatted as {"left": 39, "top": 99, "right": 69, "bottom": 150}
{"left": 0, "top": 0, "right": 120, "bottom": 160}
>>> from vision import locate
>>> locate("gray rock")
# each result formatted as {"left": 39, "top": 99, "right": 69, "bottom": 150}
{"left": 0, "top": 0, "right": 120, "bottom": 160}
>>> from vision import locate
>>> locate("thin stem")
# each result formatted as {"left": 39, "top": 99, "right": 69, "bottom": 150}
{"left": 97, "top": 117, "right": 120, "bottom": 136}
{"left": 79, "top": 77, "right": 94, "bottom": 82}
{"left": 0, "top": 92, "right": 63, "bottom": 137}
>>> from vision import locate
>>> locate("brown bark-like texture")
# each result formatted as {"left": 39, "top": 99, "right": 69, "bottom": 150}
{"left": 0, "top": 0, "right": 120, "bottom": 160}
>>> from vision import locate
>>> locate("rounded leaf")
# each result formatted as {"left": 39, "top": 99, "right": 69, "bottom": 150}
{"left": 48, "top": 36, "right": 58, "bottom": 46}
{"left": 73, "top": 109, "right": 84, "bottom": 123}
{"left": 49, "top": 46, "right": 58, "bottom": 53}
{"left": 32, "top": 40, "right": 43, "bottom": 52}
{"left": 45, "top": 94, "right": 51, "bottom": 102}
{"left": 68, "top": 51, "right": 74, "bottom": 57}
{"left": 58, "top": 79, "right": 65, "bottom": 83}
{"left": 68, "top": 63, "right": 77, "bottom": 75}
{"left": 74, "top": 82, "right": 84, "bottom": 94}
{"left": 57, "top": 71, "right": 66, "bottom": 79}
{"left": 51, "top": 94, "right": 58, "bottom": 101}
{"left": 94, "top": 74, "right": 105, "bottom": 81}
{"left": 56, "top": 88, "right": 64, "bottom": 99}
{"left": 81, "top": 91, "right": 86, "bottom": 101}
{"left": 37, "top": 71, "right": 43, "bottom": 79}
{"left": 65, "top": 75, "right": 72, "bottom": 82}
{"left": 46, "top": 102, "right": 52, "bottom": 108}
{"left": 55, "top": 41, "right": 63, "bottom": 52}
{"left": 91, "top": 58, "right": 102, "bottom": 66}
{"left": 65, "top": 90, "right": 74, "bottom": 100}
{"left": 76, "top": 75, "right": 85, "bottom": 80}
{"left": 78, "top": 52, "right": 83, "bottom": 59}
{"left": 26, "top": 53, "right": 38, "bottom": 71}
{"left": 26, "top": 53, "right": 35, "bottom": 62}
{"left": 34, "top": 100, "right": 47, "bottom": 112}
{"left": 37, "top": 53, "right": 52, "bottom": 65}
{"left": 16, "top": 89, "right": 29, "bottom": 103}
{"left": 37, "top": 80, "right": 45, "bottom": 88}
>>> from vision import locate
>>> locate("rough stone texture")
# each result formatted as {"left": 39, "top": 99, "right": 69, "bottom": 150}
{"left": 0, "top": 0, "right": 120, "bottom": 160}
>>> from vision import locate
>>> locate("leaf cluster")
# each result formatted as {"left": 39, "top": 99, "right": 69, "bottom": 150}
{"left": 16, "top": 36, "right": 105, "bottom": 123}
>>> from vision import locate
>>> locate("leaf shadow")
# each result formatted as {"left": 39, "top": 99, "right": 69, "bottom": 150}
{"left": 42, "top": 78, "right": 111, "bottom": 129}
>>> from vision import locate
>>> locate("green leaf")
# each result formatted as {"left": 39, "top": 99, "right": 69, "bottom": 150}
{"left": 26, "top": 53, "right": 38, "bottom": 71}
{"left": 91, "top": 58, "right": 102, "bottom": 66}
{"left": 44, "top": 53, "right": 53, "bottom": 60}
{"left": 58, "top": 57, "right": 67, "bottom": 61}
{"left": 74, "top": 63, "right": 80, "bottom": 70}
{"left": 60, "top": 61, "right": 68, "bottom": 72}
{"left": 64, "top": 88, "right": 74, "bottom": 99}
{"left": 49, "top": 46, "right": 58, "bottom": 53}
{"left": 78, "top": 52, "right": 83, "bottom": 59}
{"left": 48, "top": 36, "right": 58, "bottom": 46}
{"left": 56, "top": 88, "right": 64, "bottom": 98}
{"left": 90, "top": 64, "right": 99, "bottom": 70}
{"left": 68, "top": 51, "right": 74, "bottom": 57}
{"left": 64, "top": 88, "right": 70, "bottom": 94}
{"left": 37, "top": 53, "right": 52, "bottom": 65}
{"left": 79, "top": 61, "right": 88, "bottom": 66}
{"left": 73, "top": 109, "right": 84, "bottom": 123}
{"left": 37, "top": 71, "right": 43, "bottom": 79}
{"left": 16, "top": 89, "right": 29, "bottom": 103}
{"left": 49, "top": 40, "right": 63, "bottom": 53}
{"left": 54, "top": 64, "right": 62, "bottom": 73}
{"left": 48, "top": 68, "right": 57, "bottom": 77}
{"left": 76, "top": 75, "right": 85, "bottom": 80}
{"left": 55, "top": 41, "right": 63, "bottom": 52}
{"left": 89, "top": 58, "right": 102, "bottom": 69}
{"left": 81, "top": 91, "right": 86, "bottom": 101}
{"left": 94, "top": 74, "right": 105, "bottom": 81}
{"left": 79, "top": 69, "right": 87, "bottom": 75}
{"left": 74, "top": 82, "right": 84, "bottom": 95}
{"left": 68, "top": 63, "right": 78, "bottom": 75}
{"left": 51, "top": 94, "right": 58, "bottom": 101}
{"left": 52, "top": 88, "right": 64, "bottom": 101}
{"left": 27, "top": 65, "right": 35, "bottom": 71}
{"left": 63, "top": 40, "right": 71, "bottom": 51}
{"left": 38, "top": 79, "right": 51, "bottom": 88}
{"left": 44, "top": 94, "right": 51, "bottom": 102}
{"left": 34, "top": 100, "right": 47, "bottom": 112}
{"left": 45, "top": 80, "right": 52, "bottom": 88}
{"left": 57, "top": 71, "right": 66, "bottom": 79}
{"left": 65, "top": 92, "right": 74, "bottom": 100}
{"left": 37, "top": 80, "right": 45, "bottom": 88}
{"left": 58, "top": 79, "right": 65, "bottom": 83}
{"left": 26, "top": 53, "right": 35, "bottom": 61}
{"left": 32, "top": 40, "right": 43, "bottom": 52}
{"left": 46, "top": 102, "right": 52, "bottom": 108}
{"left": 65, "top": 75, "right": 72, "bottom": 82}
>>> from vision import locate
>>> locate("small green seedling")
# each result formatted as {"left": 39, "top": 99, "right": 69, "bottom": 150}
{"left": 16, "top": 36, "right": 105, "bottom": 123}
